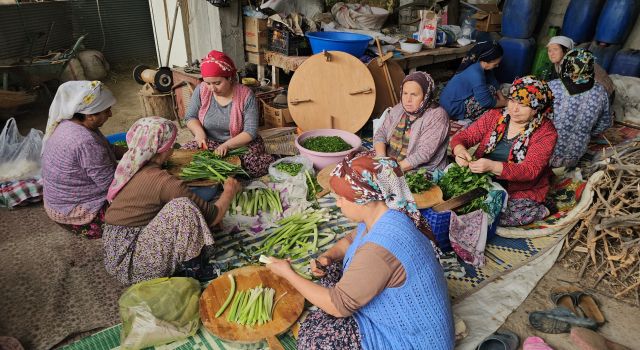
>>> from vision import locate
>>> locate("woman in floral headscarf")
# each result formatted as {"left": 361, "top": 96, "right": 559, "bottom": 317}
{"left": 451, "top": 76, "right": 558, "bottom": 227}
{"left": 265, "top": 153, "right": 454, "bottom": 350}
{"left": 42, "top": 80, "right": 125, "bottom": 239}
{"left": 182, "top": 50, "right": 274, "bottom": 178}
{"left": 548, "top": 49, "right": 612, "bottom": 169}
{"left": 103, "top": 117, "right": 241, "bottom": 285}
{"left": 373, "top": 71, "right": 450, "bottom": 172}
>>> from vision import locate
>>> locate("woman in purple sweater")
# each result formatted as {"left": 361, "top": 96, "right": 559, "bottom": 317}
{"left": 373, "top": 71, "right": 450, "bottom": 172}
{"left": 41, "top": 81, "right": 125, "bottom": 239}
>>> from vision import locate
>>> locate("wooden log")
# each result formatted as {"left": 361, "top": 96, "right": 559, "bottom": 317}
{"left": 138, "top": 83, "right": 176, "bottom": 120}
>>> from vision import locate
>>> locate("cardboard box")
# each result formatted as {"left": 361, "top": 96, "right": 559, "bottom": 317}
{"left": 472, "top": 4, "right": 501, "bottom": 32}
{"left": 246, "top": 51, "right": 266, "bottom": 65}
{"left": 261, "top": 100, "right": 295, "bottom": 128}
{"left": 244, "top": 17, "right": 268, "bottom": 53}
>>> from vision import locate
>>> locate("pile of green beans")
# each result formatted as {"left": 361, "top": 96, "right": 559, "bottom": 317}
{"left": 230, "top": 188, "right": 283, "bottom": 216}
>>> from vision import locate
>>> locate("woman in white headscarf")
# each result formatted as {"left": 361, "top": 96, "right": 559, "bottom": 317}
{"left": 41, "top": 80, "right": 124, "bottom": 239}
{"left": 546, "top": 36, "right": 614, "bottom": 97}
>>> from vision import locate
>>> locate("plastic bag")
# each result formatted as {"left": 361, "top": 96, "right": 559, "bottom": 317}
{"left": 373, "top": 107, "right": 392, "bottom": 137}
{"left": 119, "top": 277, "right": 200, "bottom": 350}
{"left": 418, "top": 10, "right": 438, "bottom": 49}
{"left": 269, "top": 156, "right": 315, "bottom": 214}
{"left": 0, "top": 118, "right": 43, "bottom": 182}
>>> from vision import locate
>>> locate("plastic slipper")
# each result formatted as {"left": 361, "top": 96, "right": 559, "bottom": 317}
{"left": 572, "top": 292, "right": 605, "bottom": 325}
{"left": 523, "top": 336, "right": 554, "bottom": 350}
{"left": 550, "top": 290, "right": 581, "bottom": 316}
{"left": 570, "top": 327, "right": 631, "bottom": 350}
{"left": 476, "top": 330, "right": 519, "bottom": 350}
{"left": 529, "top": 307, "right": 598, "bottom": 334}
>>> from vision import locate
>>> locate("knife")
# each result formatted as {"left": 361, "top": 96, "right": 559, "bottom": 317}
{"left": 432, "top": 187, "right": 488, "bottom": 213}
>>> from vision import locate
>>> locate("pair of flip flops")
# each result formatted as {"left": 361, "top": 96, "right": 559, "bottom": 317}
{"left": 529, "top": 287, "right": 605, "bottom": 334}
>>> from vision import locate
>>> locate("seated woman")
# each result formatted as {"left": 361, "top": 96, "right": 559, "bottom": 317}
{"left": 103, "top": 117, "right": 241, "bottom": 285}
{"left": 42, "top": 80, "right": 125, "bottom": 239}
{"left": 439, "top": 41, "right": 508, "bottom": 120}
{"left": 451, "top": 76, "right": 557, "bottom": 227}
{"left": 546, "top": 36, "right": 615, "bottom": 98}
{"left": 373, "top": 71, "right": 450, "bottom": 172}
{"left": 182, "top": 50, "right": 274, "bottom": 178}
{"left": 548, "top": 49, "right": 612, "bottom": 169}
{"left": 266, "top": 153, "right": 454, "bottom": 350}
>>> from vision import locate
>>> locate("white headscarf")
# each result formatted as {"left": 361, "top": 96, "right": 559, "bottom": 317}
{"left": 44, "top": 80, "right": 116, "bottom": 146}
{"left": 547, "top": 36, "right": 575, "bottom": 50}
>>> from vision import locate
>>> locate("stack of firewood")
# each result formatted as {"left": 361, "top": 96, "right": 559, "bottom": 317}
{"left": 561, "top": 140, "right": 640, "bottom": 303}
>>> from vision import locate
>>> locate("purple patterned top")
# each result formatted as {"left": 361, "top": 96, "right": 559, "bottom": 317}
{"left": 42, "top": 120, "right": 116, "bottom": 224}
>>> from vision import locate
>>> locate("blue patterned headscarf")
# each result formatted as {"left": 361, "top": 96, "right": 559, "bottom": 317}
{"left": 560, "top": 49, "right": 595, "bottom": 95}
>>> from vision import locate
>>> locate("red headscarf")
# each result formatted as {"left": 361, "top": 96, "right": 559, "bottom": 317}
{"left": 200, "top": 50, "right": 237, "bottom": 78}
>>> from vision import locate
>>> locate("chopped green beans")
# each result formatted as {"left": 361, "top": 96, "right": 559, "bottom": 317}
{"left": 226, "top": 285, "right": 275, "bottom": 326}
{"left": 230, "top": 188, "right": 283, "bottom": 216}
{"left": 302, "top": 136, "right": 352, "bottom": 153}
{"left": 274, "top": 162, "right": 304, "bottom": 176}
{"left": 305, "top": 170, "right": 322, "bottom": 203}
{"left": 405, "top": 168, "right": 434, "bottom": 194}
{"left": 215, "top": 274, "right": 236, "bottom": 318}
{"left": 438, "top": 164, "right": 491, "bottom": 214}
{"left": 179, "top": 150, "right": 248, "bottom": 181}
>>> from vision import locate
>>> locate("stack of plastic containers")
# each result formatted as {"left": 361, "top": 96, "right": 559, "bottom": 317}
{"left": 592, "top": 0, "right": 640, "bottom": 72}
{"left": 561, "top": 0, "right": 605, "bottom": 44}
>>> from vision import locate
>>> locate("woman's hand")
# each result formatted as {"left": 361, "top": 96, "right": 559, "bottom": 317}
{"left": 469, "top": 158, "right": 497, "bottom": 174}
{"left": 195, "top": 135, "right": 208, "bottom": 150}
{"left": 453, "top": 145, "right": 473, "bottom": 167}
{"left": 214, "top": 143, "right": 229, "bottom": 157}
{"left": 222, "top": 177, "right": 241, "bottom": 196}
{"left": 310, "top": 256, "right": 332, "bottom": 277}
{"left": 265, "top": 257, "right": 295, "bottom": 279}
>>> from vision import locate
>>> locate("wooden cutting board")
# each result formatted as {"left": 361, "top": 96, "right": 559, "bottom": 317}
{"left": 165, "top": 149, "right": 241, "bottom": 187}
{"left": 200, "top": 265, "right": 305, "bottom": 349}
{"left": 315, "top": 163, "right": 337, "bottom": 198}
{"left": 412, "top": 185, "right": 444, "bottom": 209}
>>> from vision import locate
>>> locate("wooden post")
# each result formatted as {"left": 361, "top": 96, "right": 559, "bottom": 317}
{"left": 448, "top": 0, "right": 460, "bottom": 26}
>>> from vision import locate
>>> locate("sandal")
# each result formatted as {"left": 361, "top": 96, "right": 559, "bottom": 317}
{"left": 550, "top": 290, "right": 581, "bottom": 316}
{"left": 572, "top": 292, "right": 605, "bottom": 325}
{"left": 476, "top": 330, "right": 519, "bottom": 350}
{"left": 529, "top": 307, "right": 598, "bottom": 334}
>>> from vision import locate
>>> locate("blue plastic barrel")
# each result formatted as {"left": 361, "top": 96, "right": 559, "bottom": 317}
{"left": 501, "top": 0, "right": 542, "bottom": 39}
{"left": 595, "top": 0, "right": 640, "bottom": 44}
{"left": 589, "top": 41, "right": 622, "bottom": 71}
{"left": 609, "top": 49, "right": 640, "bottom": 77}
{"left": 495, "top": 37, "right": 536, "bottom": 83}
{"left": 561, "top": 0, "right": 605, "bottom": 44}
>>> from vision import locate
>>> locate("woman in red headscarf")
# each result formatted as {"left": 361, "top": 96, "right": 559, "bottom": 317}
{"left": 182, "top": 50, "right": 274, "bottom": 178}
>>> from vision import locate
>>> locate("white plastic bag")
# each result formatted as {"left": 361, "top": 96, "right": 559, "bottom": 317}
{"left": 373, "top": 107, "right": 392, "bottom": 137}
{"left": 269, "top": 156, "right": 315, "bottom": 214}
{"left": 0, "top": 118, "right": 43, "bottom": 181}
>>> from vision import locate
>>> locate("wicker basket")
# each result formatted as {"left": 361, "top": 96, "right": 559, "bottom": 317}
{"left": 0, "top": 90, "right": 37, "bottom": 109}
{"left": 258, "top": 127, "right": 299, "bottom": 156}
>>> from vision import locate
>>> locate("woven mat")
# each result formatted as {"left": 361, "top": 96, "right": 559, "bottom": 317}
{"left": 264, "top": 52, "right": 309, "bottom": 72}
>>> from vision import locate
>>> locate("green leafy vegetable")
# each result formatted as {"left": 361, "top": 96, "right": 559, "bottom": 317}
{"left": 438, "top": 164, "right": 492, "bottom": 214}
{"left": 113, "top": 140, "right": 127, "bottom": 147}
{"left": 405, "top": 168, "right": 434, "bottom": 194}
{"left": 302, "top": 136, "right": 352, "bottom": 153}
{"left": 274, "top": 162, "right": 304, "bottom": 176}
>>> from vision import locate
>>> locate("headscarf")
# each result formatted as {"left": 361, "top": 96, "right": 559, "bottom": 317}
{"left": 457, "top": 41, "right": 503, "bottom": 73}
{"left": 200, "top": 50, "right": 237, "bottom": 78}
{"left": 106, "top": 117, "right": 177, "bottom": 201}
{"left": 198, "top": 50, "right": 249, "bottom": 138}
{"left": 560, "top": 48, "right": 595, "bottom": 95}
{"left": 44, "top": 80, "right": 116, "bottom": 147}
{"left": 547, "top": 36, "right": 574, "bottom": 50}
{"left": 400, "top": 71, "right": 436, "bottom": 117}
{"left": 330, "top": 151, "right": 436, "bottom": 243}
{"left": 484, "top": 75, "right": 554, "bottom": 163}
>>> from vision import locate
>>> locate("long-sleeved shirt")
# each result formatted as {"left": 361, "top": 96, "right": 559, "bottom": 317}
{"left": 439, "top": 62, "right": 500, "bottom": 120}
{"left": 184, "top": 84, "right": 259, "bottom": 141}
{"left": 373, "top": 104, "right": 450, "bottom": 170}
{"left": 450, "top": 109, "right": 558, "bottom": 203}
{"left": 548, "top": 80, "right": 612, "bottom": 168}
{"left": 105, "top": 163, "right": 217, "bottom": 227}
{"left": 42, "top": 120, "right": 116, "bottom": 224}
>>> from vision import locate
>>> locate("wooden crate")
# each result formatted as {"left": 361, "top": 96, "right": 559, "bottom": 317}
{"left": 244, "top": 17, "right": 268, "bottom": 53}
{"left": 260, "top": 100, "right": 295, "bottom": 128}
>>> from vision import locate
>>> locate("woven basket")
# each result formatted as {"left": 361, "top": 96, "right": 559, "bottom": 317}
{"left": 0, "top": 90, "right": 37, "bottom": 109}
{"left": 259, "top": 127, "right": 299, "bottom": 156}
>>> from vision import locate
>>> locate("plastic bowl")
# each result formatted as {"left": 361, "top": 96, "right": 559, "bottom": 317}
{"left": 106, "top": 132, "right": 127, "bottom": 144}
{"left": 295, "top": 129, "right": 362, "bottom": 170}
{"left": 400, "top": 41, "right": 423, "bottom": 53}
{"left": 306, "top": 32, "right": 373, "bottom": 57}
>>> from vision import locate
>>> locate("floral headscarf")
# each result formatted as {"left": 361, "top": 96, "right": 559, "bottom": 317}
{"left": 44, "top": 80, "right": 116, "bottom": 149}
{"left": 457, "top": 41, "right": 503, "bottom": 73}
{"left": 484, "top": 75, "right": 554, "bottom": 163}
{"left": 400, "top": 71, "right": 436, "bottom": 117}
{"left": 560, "top": 48, "right": 595, "bottom": 95}
{"left": 107, "top": 117, "right": 177, "bottom": 201}
{"left": 330, "top": 151, "right": 435, "bottom": 243}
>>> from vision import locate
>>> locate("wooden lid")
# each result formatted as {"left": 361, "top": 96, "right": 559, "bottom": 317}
{"left": 287, "top": 51, "right": 376, "bottom": 133}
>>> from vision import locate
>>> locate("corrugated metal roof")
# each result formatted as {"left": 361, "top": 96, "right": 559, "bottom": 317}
{"left": 0, "top": 2, "right": 74, "bottom": 60}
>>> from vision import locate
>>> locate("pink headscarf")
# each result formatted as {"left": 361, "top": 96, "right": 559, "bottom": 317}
{"left": 107, "top": 117, "right": 177, "bottom": 201}
{"left": 198, "top": 50, "right": 251, "bottom": 138}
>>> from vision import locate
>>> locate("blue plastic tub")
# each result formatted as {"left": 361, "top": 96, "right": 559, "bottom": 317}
{"left": 106, "top": 132, "right": 127, "bottom": 144}
{"left": 306, "top": 32, "right": 372, "bottom": 57}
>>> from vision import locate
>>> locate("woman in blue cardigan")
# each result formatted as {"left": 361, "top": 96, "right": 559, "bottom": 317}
{"left": 266, "top": 152, "right": 454, "bottom": 350}
{"left": 440, "top": 41, "right": 507, "bottom": 120}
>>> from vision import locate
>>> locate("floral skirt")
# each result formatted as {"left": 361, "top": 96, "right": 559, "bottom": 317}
{"left": 103, "top": 197, "right": 214, "bottom": 285}
{"left": 463, "top": 85, "right": 498, "bottom": 121}
{"left": 297, "top": 263, "right": 362, "bottom": 350}
{"left": 57, "top": 203, "right": 108, "bottom": 239}
{"left": 500, "top": 198, "right": 550, "bottom": 227}
{"left": 182, "top": 136, "right": 275, "bottom": 178}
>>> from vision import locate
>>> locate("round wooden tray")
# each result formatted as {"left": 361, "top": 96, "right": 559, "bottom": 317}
{"left": 200, "top": 265, "right": 305, "bottom": 345}
{"left": 287, "top": 51, "right": 376, "bottom": 133}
